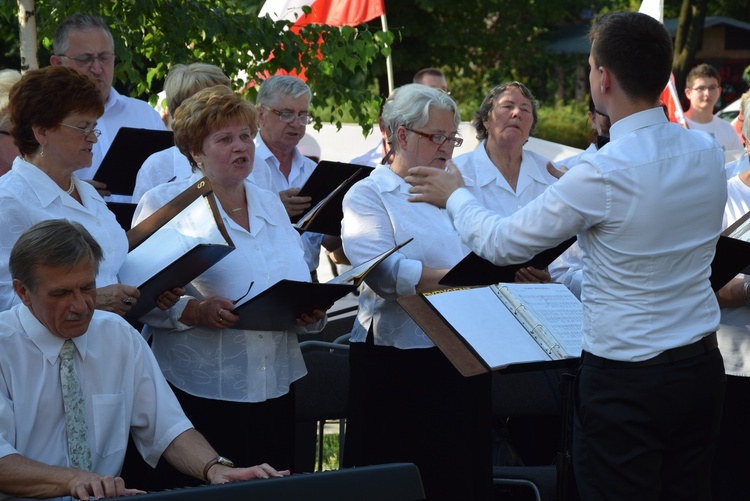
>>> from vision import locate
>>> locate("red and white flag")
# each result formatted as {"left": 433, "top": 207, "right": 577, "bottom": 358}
{"left": 260, "top": 0, "right": 385, "bottom": 27}
{"left": 639, "top": 0, "right": 688, "bottom": 126}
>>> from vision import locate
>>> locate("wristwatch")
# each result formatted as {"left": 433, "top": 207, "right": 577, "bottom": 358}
{"left": 203, "top": 455, "right": 235, "bottom": 483}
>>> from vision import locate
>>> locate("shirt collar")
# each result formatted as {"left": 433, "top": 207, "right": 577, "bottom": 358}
{"left": 472, "top": 141, "right": 550, "bottom": 189}
{"left": 18, "top": 305, "right": 88, "bottom": 366}
{"left": 12, "top": 157, "right": 70, "bottom": 209}
{"left": 609, "top": 107, "right": 669, "bottom": 142}
{"left": 103, "top": 87, "right": 123, "bottom": 114}
{"left": 371, "top": 164, "right": 411, "bottom": 194}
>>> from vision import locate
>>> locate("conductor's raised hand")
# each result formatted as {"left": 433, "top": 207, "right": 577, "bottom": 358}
{"left": 546, "top": 161, "right": 567, "bottom": 179}
{"left": 405, "top": 161, "right": 465, "bottom": 209}
{"left": 279, "top": 187, "right": 312, "bottom": 218}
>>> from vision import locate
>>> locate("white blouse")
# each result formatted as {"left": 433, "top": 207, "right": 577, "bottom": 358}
{"left": 341, "top": 166, "right": 469, "bottom": 349}
{"left": 0, "top": 157, "right": 127, "bottom": 311}
{"left": 134, "top": 173, "right": 322, "bottom": 402}
{"left": 452, "top": 141, "right": 559, "bottom": 214}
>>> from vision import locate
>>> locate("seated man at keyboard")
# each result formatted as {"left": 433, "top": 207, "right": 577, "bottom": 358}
{"left": 0, "top": 220, "right": 289, "bottom": 501}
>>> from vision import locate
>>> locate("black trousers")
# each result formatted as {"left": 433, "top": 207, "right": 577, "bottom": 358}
{"left": 573, "top": 347, "right": 725, "bottom": 501}
{"left": 343, "top": 340, "right": 494, "bottom": 501}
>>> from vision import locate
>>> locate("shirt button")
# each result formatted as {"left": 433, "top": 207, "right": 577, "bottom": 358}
{"left": 258, "top": 334, "right": 263, "bottom": 339}
{"left": 261, "top": 366, "right": 266, "bottom": 371}
{"left": 264, "top": 273, "right": 270, "bottom": 280}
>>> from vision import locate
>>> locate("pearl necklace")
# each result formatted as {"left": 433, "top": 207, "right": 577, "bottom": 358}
{"left": 66, "top": 177, "right": 75, "bottom": 195}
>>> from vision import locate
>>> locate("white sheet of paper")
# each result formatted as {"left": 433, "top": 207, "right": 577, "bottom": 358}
{"left": 118, "top": 196, "right": 227, "bottom": 287}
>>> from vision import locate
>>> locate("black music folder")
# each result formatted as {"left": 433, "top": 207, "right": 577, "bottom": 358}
{"left": 398, "top": 283, "right": 582, "bottom": 377}
{"left": 710, "top": 208, "right": 750, "bottom": 291}
{"left": 120, "top": 178, "right": 235, "bottom": 319}
{"left": 231, "top": 280, "right": 356, "bottom": 331}
{"left": 439, "top": 236, "right": 577, "bottom": 287}
{"left": 231, "top": 239, "right": 412, "bottom": 330}
{"left": 291, "top": 160, "right": 374, "bottom": 235}
{"left": 94, "top": 127, "right": 174, "bottom": 196}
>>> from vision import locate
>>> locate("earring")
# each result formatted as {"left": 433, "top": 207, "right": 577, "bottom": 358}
{"left": 40, "top": 145, "right": 44, "bottom": 158}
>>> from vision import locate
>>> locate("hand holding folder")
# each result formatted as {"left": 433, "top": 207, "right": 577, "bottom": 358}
{"left": 230, "top": 239, "right": 412, "bottom": 330}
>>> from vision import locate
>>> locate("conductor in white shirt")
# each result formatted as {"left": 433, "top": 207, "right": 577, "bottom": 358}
{"left": 0, "top": 220, "right": 287, "bottom": 501}
{"left": 407, "top": 11, "right": 726, "bottom": 500}
{"left": 50, "top": 13, "right": 166, "bottom": 196}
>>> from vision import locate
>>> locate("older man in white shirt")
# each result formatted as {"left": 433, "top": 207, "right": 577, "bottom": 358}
{"left": 50, "top": 14, "right": 166, "bottom": 193}
{"left": 0, "top": 220, "right": 286, "bottom": 501}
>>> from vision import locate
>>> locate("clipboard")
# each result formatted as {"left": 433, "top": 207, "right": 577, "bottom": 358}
{"left": 94, "top": 127, "right": 174, "bottom": 196}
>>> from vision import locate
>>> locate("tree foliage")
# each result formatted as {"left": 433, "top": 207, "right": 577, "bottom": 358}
{"left": 2, "top": 0, "right": 750, "bottom": 132}
{"left": 0, "top": 0, "right": 392, "bottom": 134}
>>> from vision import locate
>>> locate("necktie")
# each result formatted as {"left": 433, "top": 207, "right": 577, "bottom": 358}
{"left": 60, "top": 339, "right": 92, "bottom": 471}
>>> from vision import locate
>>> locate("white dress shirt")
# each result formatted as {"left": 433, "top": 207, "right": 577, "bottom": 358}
{"left": 134, "top": 173, "right": 320, "bottom": 402}
{"left": 133, "top": 146, "right": 276, "bottom": 204}
{"left": 719, "top": 175, "right": 750, "bottom": 376}
{"left": 254, "top": 135, "right": 323, "bottom": 273}
{"left": 0, "top": 305, "right": 192, "bottom": 501}
{"left": 350, "top": 139, "right": 385, "bottom": 167}
{"left": 445, "top": 108, "right": 726, "bottom": 362}
{"left": 0, "top": 157, "right": 127, "bottom": 311}
{"left": 75, "top": 88, "right": 166, "bottom": 181}
{"left": 341, "top": 166, "right": 469, "bottom": 348}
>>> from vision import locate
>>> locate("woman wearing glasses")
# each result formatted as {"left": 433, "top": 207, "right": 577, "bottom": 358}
{"left": 0, "top": 66, "right": 164, "bottom": 314}
{"left": 131, "top": 85, "right": 326, "bottom": 488}
{"left": 341, "top": 84, "right": 493, "bottom": 500}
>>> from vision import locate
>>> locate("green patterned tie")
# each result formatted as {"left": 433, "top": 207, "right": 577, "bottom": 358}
{"left": 60, "top": 339, "right": 92, "bottom": 471}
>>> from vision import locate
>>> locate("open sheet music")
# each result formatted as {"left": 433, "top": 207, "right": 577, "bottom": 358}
{"left": 398, "top": 282, "right": 582, "bottom": 376}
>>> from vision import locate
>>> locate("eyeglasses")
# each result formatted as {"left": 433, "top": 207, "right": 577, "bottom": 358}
{"left": 264, "top": 106, "right": 313, "bottom": 125}
{"left": 56, "top": 52, "right": 115, "bottom": 67}
{"left": 58, "top": 122, "right": 102, "bottom": 138}
{"left": 691, "top": 85, "right": 720, "bottom": 93}
{"left": 232, "top": 282, "right": 254, "bottom": 305}
{"left": 404, "top": 127, "right": 463, "bottom": 147}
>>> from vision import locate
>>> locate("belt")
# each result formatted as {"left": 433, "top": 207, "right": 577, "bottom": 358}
{"left": 582, "top": 332, "right": 718, "bottom": 369}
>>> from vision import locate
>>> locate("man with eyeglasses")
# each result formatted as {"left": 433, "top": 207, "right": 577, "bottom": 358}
{"left": 50, "top": 13, "right": 166, "bottom": 193}
{"left": 255, "top": 75, "right": 336, "bottom": 279}
{"left": 684, "top": 63, "right": 743, "bottom": 152}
